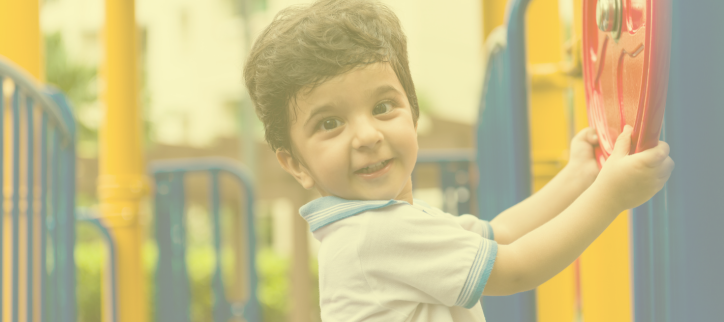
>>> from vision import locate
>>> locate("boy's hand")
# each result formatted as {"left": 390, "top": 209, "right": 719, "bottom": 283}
{"left": 567, "top": 127, "right": 601, "bottom": 186}
{"left": 594, "top": 125, "right": 675, "bottom": 211}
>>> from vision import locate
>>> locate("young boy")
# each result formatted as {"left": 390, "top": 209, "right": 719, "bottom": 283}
{"left": 244, "top": 0, "right": 674, "bottom": 321}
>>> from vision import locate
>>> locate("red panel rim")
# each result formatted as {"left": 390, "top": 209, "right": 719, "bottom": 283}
{"left": 582, "top": 0, "right": 671, "bottom": 167}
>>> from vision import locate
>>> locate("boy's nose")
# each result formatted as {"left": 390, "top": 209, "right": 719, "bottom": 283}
{"left": 351, "top": 120, "right": 383, "bottom": 150}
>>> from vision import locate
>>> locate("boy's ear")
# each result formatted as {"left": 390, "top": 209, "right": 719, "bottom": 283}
{"left": 276, "top": 148, "right": 315, "bottom": 190}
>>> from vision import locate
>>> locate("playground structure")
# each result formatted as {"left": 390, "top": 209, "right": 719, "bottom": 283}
{"left": 1, "top": 0, "right": 723, "bottom": 322}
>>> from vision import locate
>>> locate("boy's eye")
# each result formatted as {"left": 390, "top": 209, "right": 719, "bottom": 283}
{"left": 373, "top": 102, "right": 393, "bottom": 115}
{"left": 320, "top": 118, "right": 343, "bottom": 131}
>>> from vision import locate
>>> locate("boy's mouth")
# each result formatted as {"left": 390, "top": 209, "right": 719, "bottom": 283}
{"left": 355, "top": 159, "right": 392, "bottom": 175}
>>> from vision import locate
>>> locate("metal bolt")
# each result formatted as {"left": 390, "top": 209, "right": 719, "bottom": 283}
{"left": 596, "top": 0, "right": 622, "bottom": 37}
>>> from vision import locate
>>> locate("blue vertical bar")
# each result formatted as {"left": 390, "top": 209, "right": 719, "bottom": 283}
{"left": 440, "top": 162, "right": 454, "bottom": 214}
{"left": 76, "top": 216, "right": 118, "bottom": 322}
{"left": 632, "top": 122, "right": 670, "bottom": 322}
{"left": 58, "top": 92, "right": 77, "bottom": 322}
{"left": 11, "top": 87, "right": 21, "bottom": 322}
{"left": 456, "top": 163, "right": 471, "bottom": 216}
{"left": 632, "top": 186, "right": 670, "bottom": 322}
{"left": 240, "top": 171, "right": 260, "bottom": 322}
{"left": 150, "top": 162, "right": 262, "bottom": 322}
{"left": 48, "top": 130, "right": 60, "bottom": 322}
{"left": 154, "top": 174, "right": 173, "bottom": 322}
{"left": 655, "top": 1, "right": 724, "bottom": 320}
{"left": 39, "top": 114, "right": 48, "bottom": 322}
{"left": 172, "top": 173, "right": 190, "bottom": 322}
{"left": 64, "top": 146, "right": 77, "bottom": 322}
{"left": 477, "top": 0, "right": 535, "bottom": 320}
{"left": 46, "top": 89, "right": 77, "bottom": 322}
{"left": 25, "top": 97, "right": 35, "bottom": 322}
{"left": 210, "top": 170, "right": 231, "bottom": 322}
{"left": 155, "top": 173, "right": 191, "bottom": 322}
{"left": 0, "top": 76, "right": 4, "bottom": 318}
{"left": 56, "top": 146, "right": 69, "bottom": 322}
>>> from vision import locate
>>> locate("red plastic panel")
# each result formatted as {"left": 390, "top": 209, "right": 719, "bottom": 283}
{"left": 583, "top": 0, "right": 671, "bottom": 166}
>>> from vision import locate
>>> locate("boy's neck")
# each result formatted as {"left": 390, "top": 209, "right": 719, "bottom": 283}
{"left": 394, "top": 177, "right": 414, "bottom": 204}
{"left": 315, "top": 178, "right": 415, "bottom": 204}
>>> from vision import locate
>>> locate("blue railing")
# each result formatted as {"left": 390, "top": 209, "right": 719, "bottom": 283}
{"left": 0, "top": 56, "right": 77, "bottom": 322}
{"left": 76, "top": 210, "right": 119, "bottom": 322}
{"left": 475, "top": 0, "right": 535, "bottom": 320}
{"left": 414, "top": 149, "right": 475, "bottom": 216}
{"left": 150, "top": 158, "right": 261, "bottom": 322}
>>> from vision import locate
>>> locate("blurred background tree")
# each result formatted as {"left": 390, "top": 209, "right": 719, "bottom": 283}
{"left": 45, "top": 32, "right": 99, "bottom": 154}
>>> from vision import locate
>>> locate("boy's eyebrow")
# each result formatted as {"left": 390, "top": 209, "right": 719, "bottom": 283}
{"left": 304, "top": 104, "right": 335, "bottom": 127}
{"left": 373, "top": 84, "right": 403, "bottom": 97}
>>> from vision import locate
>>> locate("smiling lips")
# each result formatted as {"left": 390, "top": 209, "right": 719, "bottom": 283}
{"left": 355, "top": 159, "right": 392, "bottom": 176}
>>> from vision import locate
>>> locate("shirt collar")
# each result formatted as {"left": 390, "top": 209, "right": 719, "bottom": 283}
{"left": 300, "top": 196, "right": 414, "bottom": 232}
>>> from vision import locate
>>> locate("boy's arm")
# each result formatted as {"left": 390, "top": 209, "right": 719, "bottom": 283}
{"left": 489, "top": 128, "right": 600, "bottom": 245}
{"left": 483, "top": 126, "right": 674, "bottom": 296}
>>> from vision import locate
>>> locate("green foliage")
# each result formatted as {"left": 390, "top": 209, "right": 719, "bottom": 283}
{"left": 257, "top": 248, "right": 290, "bottom": 322}
{"left": 44, "top": 32, "right": 99, "bottom": 147}
{"left": 74, "top": 204, "right": 320, "bottom": 322}
{"left": 75, "top": 241, "right": 103, "bottom": 322}
{"left": 75, "top": 236, "right": 318, "bottom": 322}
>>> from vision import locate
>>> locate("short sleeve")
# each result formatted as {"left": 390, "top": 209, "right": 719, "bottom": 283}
{"left": 451, "top": 214, "right": 495, "bottom": 240}
{"left": 411, "top": 199, "right": 495, "bottom": 240}
{"left": 358, "top": 204, "right": 498, "bottom": 309}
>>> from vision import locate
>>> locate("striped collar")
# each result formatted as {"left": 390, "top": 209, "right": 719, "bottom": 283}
{"left": 300, "top": 196, "right": 434, "bottom": 232}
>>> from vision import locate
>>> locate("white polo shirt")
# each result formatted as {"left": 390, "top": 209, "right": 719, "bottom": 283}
{"left": 300, "top": 196, "right": 498, "bottom": 322}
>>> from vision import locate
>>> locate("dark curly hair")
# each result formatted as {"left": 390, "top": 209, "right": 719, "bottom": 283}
{"left": 243, "top": 0, "right": 419, "bottom": 154}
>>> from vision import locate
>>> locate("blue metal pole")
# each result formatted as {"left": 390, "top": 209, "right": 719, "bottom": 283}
{"left": 650, "top": 1, "right": 724, "bottom": 320}
{"left": 25, "top": 96, "right": 35, "bottom": 322}
{"left": 39, "top": 113, "right": 48, "bottom": 322}
{"left": 210, "top": 170, "right": 231, "bottom": 322}
{"left": 76, "top": 214, "right": 119, "bottom": 322}
{"left": 238, "top": 168, "right": 260, "bottom": 322}
{"left": 477, "top": 0, "right": 535, "bottom": 320}
{"left": 154, "top": 173, "right": 191, "bottom": 322}
{"left": 11, "top": 87, "right": 21, "bottom": 322}
{"left": 48, "top": 130, "right": 60, "bottom": 322}
{"left": 150, "top": 159, "right": 262, "bottom": 322}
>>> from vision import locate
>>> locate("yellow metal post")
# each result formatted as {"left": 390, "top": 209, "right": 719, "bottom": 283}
{"left": 0, "top": 0, "right": 43, "bottom": 80}
{"left": 525, "top": 1, "right": 578, "bottom": 321}
{"left": 0, "top": 1, "right": 42, "bottom": 321}
{"left": 99, "top": 0, "right": 148, "bottom": 322}
{"left": 573, "top": 0, "right": 632, "bottom": 318}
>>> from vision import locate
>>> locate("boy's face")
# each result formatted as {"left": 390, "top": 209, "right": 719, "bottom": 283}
{"left": 277, "top": 62, "right": 418, "bottom": 201}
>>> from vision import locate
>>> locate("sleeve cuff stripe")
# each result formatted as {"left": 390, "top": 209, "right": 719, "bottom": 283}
{"left": 480, "top": 221, "right": 495, "bottom": 240}
{"left": 455, "top": 240, "right": 498, "bottom": 308}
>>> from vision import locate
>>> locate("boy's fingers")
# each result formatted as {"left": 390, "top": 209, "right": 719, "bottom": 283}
{"left": 610, "top": 125, "right": 633, "bottom": 159}
{"left": 663, "top": 157, "right": 675, "bottom": 176}
{"left": 635, "top": 141, "right": 671, "bottom": 168}
{"left": 588, "top": 128, "right": 599, "bottom": 145}
{"left": 573, "top": 127, "right": 598, "bottom": 145}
